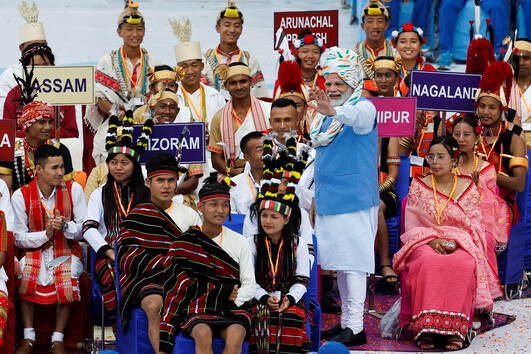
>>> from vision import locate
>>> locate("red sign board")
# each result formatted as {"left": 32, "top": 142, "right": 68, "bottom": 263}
{"left": 273, "top": 10, "right": 339, "bottom": 49}
{"left": 0, "top": 120, "right": 15, "bottom": 162}
{"left": 367, "top": 97, "right": 417, "bottom": 138}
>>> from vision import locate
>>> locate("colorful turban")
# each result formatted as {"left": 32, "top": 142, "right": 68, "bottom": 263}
{"left": 320, "top": 46, "right": 363, "bottom": 105}
{"left": 20, "top": 101, "right": 55, "bottom": 132}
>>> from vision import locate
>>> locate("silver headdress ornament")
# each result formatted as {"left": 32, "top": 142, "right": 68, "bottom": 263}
{"left": 19, "top": 1, "right": 39, "bottom": 24}
{"left": 169, "top": 17, "right": 193, "bottom": 43}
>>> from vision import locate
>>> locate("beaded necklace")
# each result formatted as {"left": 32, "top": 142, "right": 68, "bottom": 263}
{"left": 118, "top": 46, "right": 148, "bottom": 95}
{"left": 182, "top": 85, "right": 207, "bottom": 122}
{"left": 265, "top": 237, "right": 283, "bottom": 286}
{"left": 431, "top": 174, "right": 457, "bottom": 225}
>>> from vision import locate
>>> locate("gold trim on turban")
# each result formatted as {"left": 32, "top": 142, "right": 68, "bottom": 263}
{"left": 146, "top": 66, "right": 184, "bottom": 84}
{"left": 366, "top": 56, "right": 402, "bottom": 73}
{"left": 214, "top": 64, "right": 251, "bottom": 81}
{"left": 150, "top": 90, "right": 180, "bottom": 107}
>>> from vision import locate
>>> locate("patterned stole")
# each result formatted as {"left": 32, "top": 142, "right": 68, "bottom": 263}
{"left": 221, "top": 96, "right": 268, "bottom": 167}
{"left": 19, "top": 179, "right": 79, "bottom": 303}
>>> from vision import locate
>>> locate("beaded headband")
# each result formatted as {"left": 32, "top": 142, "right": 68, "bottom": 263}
{"left": 108, "top": 146, "right": 140, "bottom": 161}
{"left": 260, "top": 199, "right": 292, "bottom": 217}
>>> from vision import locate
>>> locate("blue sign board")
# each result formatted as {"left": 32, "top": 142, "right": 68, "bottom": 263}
{"left": 132, "top": 122, "right": 205, "bottom": 164}
{"left": 409, "top": 71, "right": 482, "bottom": 112}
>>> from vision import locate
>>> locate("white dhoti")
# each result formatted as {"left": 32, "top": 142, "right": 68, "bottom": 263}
{"left": 315, "top": 206, "right": 378, "bottom": 273}
{"left": 315, "top": 206, "right": 378, "bottom": 332}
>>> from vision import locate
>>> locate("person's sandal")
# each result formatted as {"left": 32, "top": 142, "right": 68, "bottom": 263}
{"left": 380, "top": 264, "right": 399, "bottom": 283}
{"left": 445, "top": 336, "right": 464, "bottom": 351}
{"left": 416, "top": 333, "right": 434, "bottom": 350}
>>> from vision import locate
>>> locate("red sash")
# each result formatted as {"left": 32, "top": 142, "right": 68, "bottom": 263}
{"left": 19, "top": 179, "right": 80, "bottom": 303}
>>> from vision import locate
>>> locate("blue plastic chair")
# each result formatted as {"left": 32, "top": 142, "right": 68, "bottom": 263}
{"left": 309, "top": 234, "right": 321, "bottom": 352}
{"left": 89, "top": 249, "right": 114, "bottom": 350}
{"left": 114, "top": 241, "right": 155, "bottom": 354}
{"left": 172, "top": 334, "right": 249, "bottom": 354}
{"left": 115, "top": 216, "right": 251, "bottom": 353}
{"left": 223, "top": 213, "right": 246, "bottom": 234}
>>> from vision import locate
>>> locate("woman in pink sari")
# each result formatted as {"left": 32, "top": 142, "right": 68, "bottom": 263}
{"left": 452, "top": 115, "right": 509, "bottom": 295}
{"left": 393, "top": 136, "right": 500, "bottom": 351}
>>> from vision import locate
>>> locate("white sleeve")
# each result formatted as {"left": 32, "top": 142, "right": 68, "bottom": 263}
{"left": 63, "top": 182, "right": 87, "bottom": 240}
{"left": 331, "top": 100, "right": 376, "bottom": 135}
{"left": 12, "top": 189, "right": 48, "bottom": 248}
{"left": 0, "top": 65, "right": 18, "bottom": 118}
{"left": 247, "top": 236, "right": 269, "bottom": 301}
{"left": 0, "top": 179, "right": 13, "bottom": 232}
{"left": 286, "top": 238, "right": 310, "bottom": 304}
{"left": 299, "top": 209, "right": 315, "bottom": 269}
{"left": 296, "top": 150, "right": 315, "bottom": 212}
{"left": 234, "top": 234, "right": 256, "bottom": 307}
{"left": 82, "top": 187, "right": 108, "bottom": 252}
{"left": 242, "top": 209, "right": 258, "bottom": 239}
{"left": 248, "top": 55, "right": 268, "bottom": 98}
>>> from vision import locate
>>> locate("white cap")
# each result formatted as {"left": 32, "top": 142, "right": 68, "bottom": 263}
{"left": 18, "top": 1, "right": 46, "bottom": 45}
{"left": 18, "top": 22, "right": 46, "bottom": 44}
{"left": 174, "top": 42, "right": 202, "bottom": 64}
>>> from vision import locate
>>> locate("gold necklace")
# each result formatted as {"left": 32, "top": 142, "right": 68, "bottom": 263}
{"left": 431, "top": 174, "right": 458, "bottom": 225}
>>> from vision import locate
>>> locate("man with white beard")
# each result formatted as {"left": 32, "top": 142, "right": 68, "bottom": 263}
{"left": 308, "top": 47, "right": 379, "bottom": 347}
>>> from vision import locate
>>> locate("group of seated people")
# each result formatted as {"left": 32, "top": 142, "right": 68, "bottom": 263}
{"left": 0, "top": 0, "right": 530, "bottom": 353}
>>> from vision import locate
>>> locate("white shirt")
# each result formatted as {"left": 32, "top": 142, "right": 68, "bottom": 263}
{"left": 166, "top": 202, "right": 202, "bottom": 233}
{"left": 0, "top": 178, "right": 13, "bottom": 231}
{"left": 333, "top": 101, "right": 377, "bottom": 135}
{"left": 230, "top": 164, "right": 259, "bottom": 215}
{"left": 12, "top": 182, "right": 86, "bottom": 285}
{"left": 248, "top": 234, "right": 309, "bottom": 304}
{"left": 0, "top": 63, "right": 21, "bottom": 118}
{"left": 212, "top": 226, "right": 256, "bottom": 307}
{"left": 175, "top": 83, "right": 226, "bottom": 179}
{"left": 83, "top": 185, "right": 111, "bottom": 253}
{"left": 176, "top": 83, "right": 226, "bottom": 125}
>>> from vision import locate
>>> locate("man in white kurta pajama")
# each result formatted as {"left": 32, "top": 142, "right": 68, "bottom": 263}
{"left": 309, "top": 47, "right": 379, "bottom": 347}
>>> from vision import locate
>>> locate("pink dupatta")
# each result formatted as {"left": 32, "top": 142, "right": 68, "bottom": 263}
{"left": 393, "top": 175, "right": 502, "bottom": 310}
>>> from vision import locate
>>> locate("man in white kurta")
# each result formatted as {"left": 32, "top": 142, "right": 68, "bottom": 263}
{"left": 202, "top": 2, "right": 267, "bottom": 99}
{"left": 309, "top": 47, "right": 379, "bottom": 347}
{"left": 85, "top": 4, "right": 160, "bottom": 166}
{"left": 12, "top": 145, "right": 86, "bottom": 353}
{"left": 208, "top": 63, "right": 270, "bottom": 176}
{"left": 172, "top": 39, "right": 226, "bottom": 179}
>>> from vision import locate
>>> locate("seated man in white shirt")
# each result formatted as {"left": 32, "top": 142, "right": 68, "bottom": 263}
{"left": 12, "top": 145, "right": 86, "bottom": 354}
{"left": 160, "top": 178, "right": 256, "bottom": 354}
{"left": 230, "top": 131, "right": 264, "bottom": 214}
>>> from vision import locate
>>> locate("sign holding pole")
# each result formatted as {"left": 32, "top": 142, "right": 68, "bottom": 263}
{"left": 368, "top": 97, "right": 416, "bottom": 137}
{"left": 0, "top": 121, "right": 16, "bottom": 162}
{"left": 273, "top": 10, "right": 339, "bottom": 49}
{"left": 409, "top": 70, "right": 481, "bottom": 112}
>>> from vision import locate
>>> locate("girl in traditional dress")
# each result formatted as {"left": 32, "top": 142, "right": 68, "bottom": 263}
{"left": 366, "top": 56, "right": 403, "bottom": 283}
{"left": 82, "top": 110, "right": 152, "bottom": 329}
{"left": 393, "top": 136, "right": 500, "bottom": 351}
{"left": 248, "top": 134, "right": 310, "bottom": 353}
{"left": 392, "top": 23, "right": 438, "bottom": 177}
{"left": 391, "top": 23, "right": 436, "bottom": 85}
{"left": 291, "top": 29, "right": 326, "bottom": 90}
